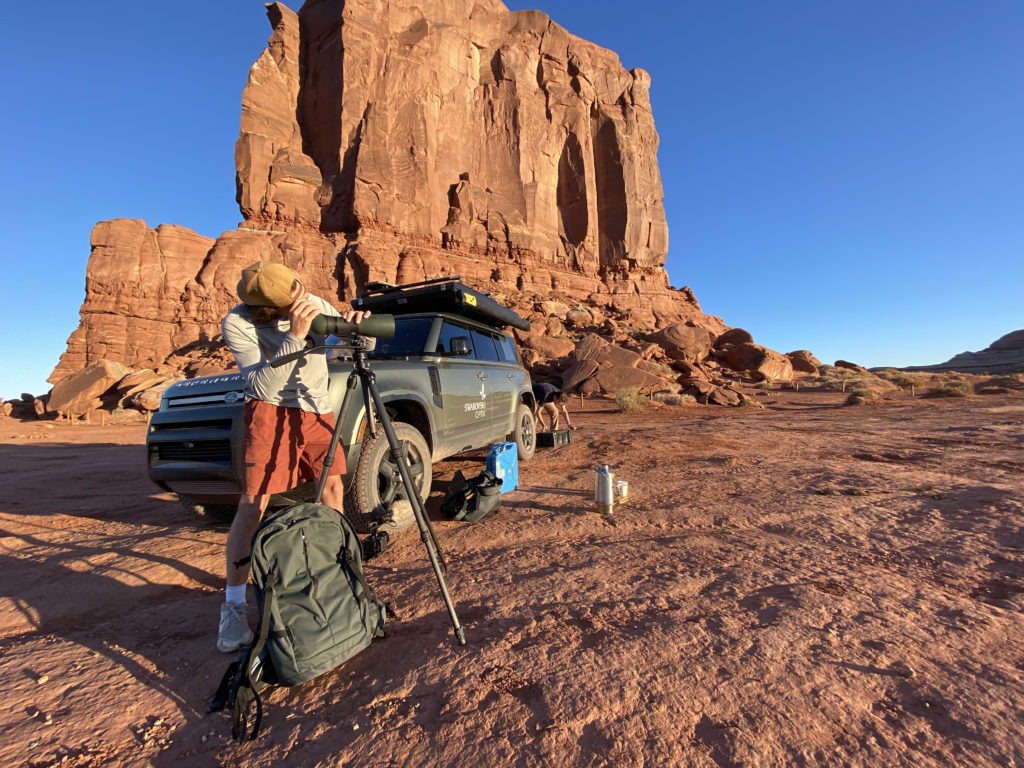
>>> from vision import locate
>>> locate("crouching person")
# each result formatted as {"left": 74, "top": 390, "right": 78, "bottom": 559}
{"left": 532, "top": 381, "right": 576, "bottom": 432}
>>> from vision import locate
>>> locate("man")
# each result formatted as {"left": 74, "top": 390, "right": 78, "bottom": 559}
{"left": 217, "top": 260, "right": 367, "bottom": 653}
{"left": 532, "top": 381, "right": 576, "bottom": 432}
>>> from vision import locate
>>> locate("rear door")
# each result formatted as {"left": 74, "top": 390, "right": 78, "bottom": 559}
{"left": 469, "top": 327, "right": 519, "bottom": 437}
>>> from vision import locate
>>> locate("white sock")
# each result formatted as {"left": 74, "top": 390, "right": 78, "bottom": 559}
{"left": 225, "top": 584, "right": 247, "bottom": 606}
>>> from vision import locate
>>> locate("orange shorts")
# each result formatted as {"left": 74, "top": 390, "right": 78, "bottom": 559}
{"left": 241, "top": 400, "right": 345, "bottom": 496}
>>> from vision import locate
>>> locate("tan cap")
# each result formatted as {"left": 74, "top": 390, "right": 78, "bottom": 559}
{"left": 237, "top": 261, "right": 299, "bottom": 307}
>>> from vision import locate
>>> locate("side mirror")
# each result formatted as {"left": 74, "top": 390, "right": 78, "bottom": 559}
{"left": 450, "top": 337, "right": 472, "bottom": 357}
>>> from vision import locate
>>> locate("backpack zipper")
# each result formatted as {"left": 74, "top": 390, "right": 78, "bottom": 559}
{"left": 300, "top": 530, "right": 327, "bottom": 624}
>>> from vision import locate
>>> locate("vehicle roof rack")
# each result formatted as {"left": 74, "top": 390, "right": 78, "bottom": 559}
{"left": 362, "top": 275, "right": 462, "bottom": 296}
{"left": 353, "top": 276, "right": 530, "bottom": 332}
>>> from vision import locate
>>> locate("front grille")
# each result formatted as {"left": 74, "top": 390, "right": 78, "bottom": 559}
{"left": 156, "top": 440, "right": 231, "bottom": 463}
{"left": 149, "top": 418, "right": 234, "bottom": 434}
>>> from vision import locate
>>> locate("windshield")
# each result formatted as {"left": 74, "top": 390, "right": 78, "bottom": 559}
{"left": 367, "top": 316, "right": 433, "bottom": 358}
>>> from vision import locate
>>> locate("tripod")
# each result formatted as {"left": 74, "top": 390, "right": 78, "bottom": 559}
{"left": 275, "top": 336, "right": 466, "bottom": 646}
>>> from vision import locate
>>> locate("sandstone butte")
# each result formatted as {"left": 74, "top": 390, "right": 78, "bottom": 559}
{"left": 46, "top": 0, "right": 839, "bottom": 414}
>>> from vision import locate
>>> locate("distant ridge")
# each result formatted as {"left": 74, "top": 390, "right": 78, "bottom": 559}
{"left": 905, "top": 330, "right": 1024, "bottom": 374}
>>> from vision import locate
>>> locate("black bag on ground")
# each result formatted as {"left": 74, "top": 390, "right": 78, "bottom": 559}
{"left": 440, "top": 470, "right": 502, "bottom": 522}
{"left": 209, "top": 503, "right": 386, "bottom": 741}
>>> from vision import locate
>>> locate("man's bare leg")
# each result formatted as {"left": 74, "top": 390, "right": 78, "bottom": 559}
{"left": 226, "top": 493, "right": 270, "bottom": 587}
{"left": 218, "top": 493, "right": 270, "bottom": 652}
{"left": 321, "top": 475, "right": 345, "bottom": 513}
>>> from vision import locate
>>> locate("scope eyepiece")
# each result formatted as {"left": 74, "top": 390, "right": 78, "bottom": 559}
{"left": 310, "top": 313, "right": 396, "bottom": 339}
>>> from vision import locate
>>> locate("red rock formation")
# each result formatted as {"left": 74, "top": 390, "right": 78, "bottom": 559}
{"left": 50, "top": 0, "right": 744, "bottom": 393}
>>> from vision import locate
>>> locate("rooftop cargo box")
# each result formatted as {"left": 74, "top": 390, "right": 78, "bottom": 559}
{"left": 352, "top": 277, "right": 530, "bottom": 332}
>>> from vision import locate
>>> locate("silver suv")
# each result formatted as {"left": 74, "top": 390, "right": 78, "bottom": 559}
{"left": 146, "top": 278, "right": 537, "bottom": 531}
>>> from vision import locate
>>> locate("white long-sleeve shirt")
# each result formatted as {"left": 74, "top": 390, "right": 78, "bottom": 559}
{"left": 221, "top": 293, "right": 341, "bottom": 414}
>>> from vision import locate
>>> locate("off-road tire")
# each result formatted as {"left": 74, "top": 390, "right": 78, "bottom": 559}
{"left": 511, "top": 402, "right": 537, "bottom": 461}
{"left": 344, "top": 422, "right": 431, "bottom": 533}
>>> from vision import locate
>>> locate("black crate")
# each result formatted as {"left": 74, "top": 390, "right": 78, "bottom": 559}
{"left": 536, "top": 430, "right": 572, "bottom": 448}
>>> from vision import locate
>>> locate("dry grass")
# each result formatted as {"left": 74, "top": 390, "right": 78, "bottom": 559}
{"left": 845, "top": 387, "right": 882, "bottom": 406}
{"left": 615, "top": 387, "right": 650, "bottom": 412}
{"left": 924, "top": 378, "right": 973, "bottom": 398}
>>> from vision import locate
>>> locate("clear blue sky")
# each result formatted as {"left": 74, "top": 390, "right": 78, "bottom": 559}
{"left": 2, "top": 1, "right": 1021, "bottom": 399}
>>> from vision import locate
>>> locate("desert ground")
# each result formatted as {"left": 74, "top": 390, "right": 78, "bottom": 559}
{"left": 1, "top": 387, "right": 1022, "bottom": 767}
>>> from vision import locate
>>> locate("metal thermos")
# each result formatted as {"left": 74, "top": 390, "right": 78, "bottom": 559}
{"left": 595, "top": 464, "right": 615, "bottom": 515}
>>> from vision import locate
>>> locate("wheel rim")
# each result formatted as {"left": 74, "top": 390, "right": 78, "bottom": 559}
{"left": 521, "top": 413, "right": 535, "bottom": 450}
{"left": 376, "top": 441, "right": 426, "bottom": 504}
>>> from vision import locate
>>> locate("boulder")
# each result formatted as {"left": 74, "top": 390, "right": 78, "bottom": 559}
{"left": 648, "top": 322, "right": 715, "bottom": 362}
{"left": 560, "top": 359, "right": 600, "bottom": 392}
{"left": 524, "top": 335, "right": 577, "bottom": 360}
{"left": 672, "top": 360, "right": 712, "bottom": 383}
{"left": 115, "top": 370, "right": 168, "bottom": 399}
{"left": 835, "top": 360, "right": 870, "bottom": 374}
{"left": 48, "top": 360, "right": 131, "bottom": 417}
{"left": 126, "top": 381, "right": 176, "bottom": 412}
{"left": 574, "top": 334, "right": 643, "bottom": 368}
{"left": 714, "top": 328, "right": 754, "bottom": 349}
{"left": 786, "top": 350, "right": 821, "bottom": 376}
{"left": 565, "top": 308, "right": 595, "bottom": 327}
{"left": 706, "top": 386, "right": 743, "bottom": 407}
{"left": 543, "top": 317, "right": 567, "bottom": 337}
{"left": 540, "top": 301, "right": 572, "bottom": 319}
{"left": 714, "top": 343, "right": 794, "bottom": 382}
{"left": 591, "top": 366, "right": 667, "bottom": 394}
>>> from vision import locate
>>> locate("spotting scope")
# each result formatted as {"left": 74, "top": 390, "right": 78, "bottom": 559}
{"left": 310, "top": 313, "right": 395, "bottom": 339}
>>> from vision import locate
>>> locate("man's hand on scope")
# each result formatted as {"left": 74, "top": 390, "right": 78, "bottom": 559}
{"left": 289, "top": 282, "right": 369, "bottom": 340}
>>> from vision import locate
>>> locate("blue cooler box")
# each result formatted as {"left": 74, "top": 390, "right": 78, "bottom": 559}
{"left": 486, "top": 441, "right": 518, "bottom": 493}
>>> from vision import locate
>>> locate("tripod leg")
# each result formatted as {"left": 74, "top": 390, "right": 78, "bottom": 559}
{"left": 362, "top": 370, "right": 466, "bottom": 646}
{"left": 314, "top": 371, "right": 360, "bottom": 505}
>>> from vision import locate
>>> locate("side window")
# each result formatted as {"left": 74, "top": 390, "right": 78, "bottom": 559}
{"left": 437, "top": 321, "right": 475, "bottom": 358}
{"left": 495, "top": 334, "right": 518, "bottom": 364}
{"left": 470, "top": 329, "right": 501, "bottom": 362}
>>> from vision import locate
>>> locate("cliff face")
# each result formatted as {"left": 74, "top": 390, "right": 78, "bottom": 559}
{"left": 51, "top": 0, "right": 723, "bottom": 386}
{"left": 241, "top": 1, "right": 669, "bottom": 270}
{"left": 906, "top": 330, "right": 1024, "bottom": 375}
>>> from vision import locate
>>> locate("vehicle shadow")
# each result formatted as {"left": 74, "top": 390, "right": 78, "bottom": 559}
{"left": 0, "top": 440, "right": 228, "bottom": 754}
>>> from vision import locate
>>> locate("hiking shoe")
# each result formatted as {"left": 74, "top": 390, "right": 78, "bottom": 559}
{"left": 217, "top": 602, "right": 253, "bottom": 653}
{"left": 371, "top": 500, "right": 415, "bottom": 533}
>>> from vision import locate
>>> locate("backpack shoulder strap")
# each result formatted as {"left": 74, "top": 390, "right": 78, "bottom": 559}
{"left": 231, "top": 575, "right": 278, "bottom": 741}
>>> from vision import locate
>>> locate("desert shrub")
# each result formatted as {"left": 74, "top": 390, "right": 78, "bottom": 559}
{"left": 924, "top": 379, "right": 972, "bottom": 398}
{"left": 652, "top": 392, "right": 694, "bottom": 406}
{"left": 815, "top": 366, "right": 861, "bottom": 389}
{"left": 845, "top": 387, "right": 881, "bottom": 406}
{"left": 819, "top": 376, "right": 867, "bottom": 392}
{"left": 875, "top": 369, "right": 931, "bottom": 389}
{"left": 615, "top": 387, "right": 649, "bottom": 412}
{"left": 974, "top": 375, "right": 1024, "bottom": 395}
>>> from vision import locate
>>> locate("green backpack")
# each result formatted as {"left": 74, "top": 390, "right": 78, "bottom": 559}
{"left": 210, "top": 503, "right": 386, "bottom": 740}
